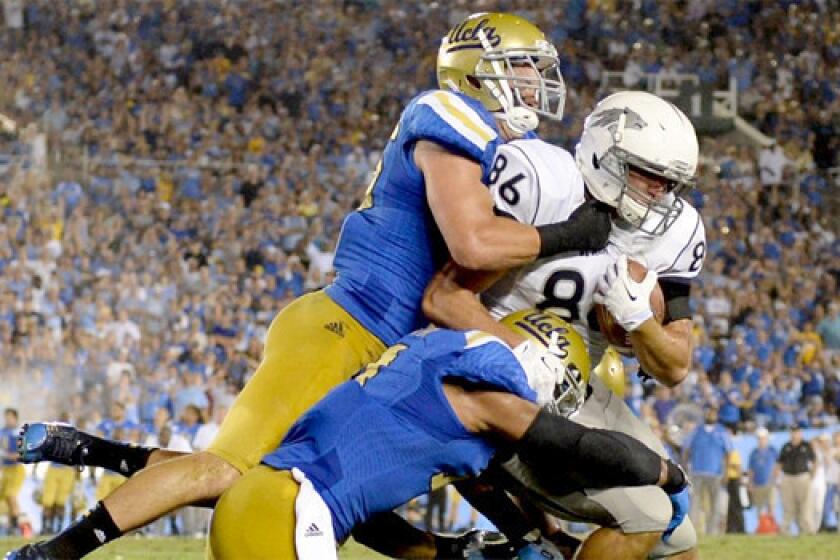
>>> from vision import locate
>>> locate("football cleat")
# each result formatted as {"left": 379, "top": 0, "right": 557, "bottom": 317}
{"left": 17, "top": 423, "right": 94, "bottom": 466}
{"left": 4, "top": 543, "right": 53, "bottom": 560}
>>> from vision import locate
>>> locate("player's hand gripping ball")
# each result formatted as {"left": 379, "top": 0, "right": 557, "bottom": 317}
{"left": 594, "top": 256, "right": 665, "bottom": 350}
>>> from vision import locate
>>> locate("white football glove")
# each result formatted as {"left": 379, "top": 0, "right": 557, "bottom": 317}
{"left": 512, "top": 333, "right": 584, "bottom": 417}
{"left": 593, "top": 254, "right": 658, "bottom": 332}
{"left": 512, "top": 339, "right": 561, "bottom": 408}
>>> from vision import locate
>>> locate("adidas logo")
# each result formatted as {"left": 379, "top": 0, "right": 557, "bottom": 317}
{"left": 304, "top": 523, "right": 323, "bottom": 537}
{"left": 324, "top": 321, "right": 345, "bottom": 338}
{"left": 119, "top": 459, "right": 129, "bottom": 473}
{"left": 94, "top": 529, "right": 107, "bottom": 543}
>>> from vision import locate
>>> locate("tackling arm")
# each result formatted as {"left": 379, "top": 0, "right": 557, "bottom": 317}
{"left": 417, "top": 140, "right": 541, "bottom": 270}
{"left": 448, "top": 387, "right": 687, "bottom": 494}
{"left": 422, "top": 260, "right": 525, "bottom": 348}
{"left": 417, "top": 141, "right": 610, "bottom": 270}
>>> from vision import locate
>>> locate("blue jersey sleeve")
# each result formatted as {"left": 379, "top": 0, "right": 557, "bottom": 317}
{"left": 444, "top": 333, "right": 537, "bottom": 402}
{"left": 402, "top": 90, "right": 503, "bottom": 183}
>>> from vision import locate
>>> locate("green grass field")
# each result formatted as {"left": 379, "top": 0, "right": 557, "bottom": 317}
{"left": 1, "top": 535, "right": 838, "bottom": 559}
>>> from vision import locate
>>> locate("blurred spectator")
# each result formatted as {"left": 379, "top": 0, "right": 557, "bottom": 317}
{"left": 725, "top": 447, "right": 746, "bottom": 533}
{"left": 817, "top": 302, "right": 840, "bottom": 352}
{"left": 2, "top": 0, "right": 23, "bottom": 34}
{"left": 686, "top": 407, "right": 733, "bottom": 536}
{"left": 748, "top": 428, "right": 778, "bottom": 519}
{"left": 811, "top": 433, "right": 832, "bottom": 532}
{"left": 192, "top": 405, "right": 228, "bottom": 453}
{"left": 778, "top": 426, "right": 817, "bottom": 535}
{"left": 824, "top": 432, "right": 840, "bottom": 531}
{"left": 175, "top": 404, "right": 204, "bottom": 448}
{"left": 651, "top": 385, "right": 677, "bottom": 426}
{"left": 758, "top": 141, "right": 790, "bottom": 204}
{"left": 424, "top": 486, "right": 448, "bottom": 533}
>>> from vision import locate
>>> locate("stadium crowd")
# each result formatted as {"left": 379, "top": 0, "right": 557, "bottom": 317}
{"left": 0, "top": 0, "right": 839, "bottom": 539}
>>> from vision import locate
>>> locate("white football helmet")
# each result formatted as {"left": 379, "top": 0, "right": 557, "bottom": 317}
{"left": 575, "top": 91, "right": 698, "bottom": 235}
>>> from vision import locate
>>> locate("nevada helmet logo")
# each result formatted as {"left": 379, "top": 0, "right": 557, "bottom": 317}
{"left": 446, "top": 18, "right": 501, "bottom": 52}
{"left": 591, "top": 108, "right": 648, "bottom": 133}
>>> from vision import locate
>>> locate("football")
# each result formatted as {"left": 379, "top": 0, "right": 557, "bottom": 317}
{"left": 594, "top": 259, "right": 666, "bottom": 350}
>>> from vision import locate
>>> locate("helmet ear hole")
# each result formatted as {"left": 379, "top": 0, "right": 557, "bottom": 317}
{"left": 592, "top": 153, "right": 600, "bottom": 170}
{"left": 466, "top": 75, "right": 482, "bottom": 90}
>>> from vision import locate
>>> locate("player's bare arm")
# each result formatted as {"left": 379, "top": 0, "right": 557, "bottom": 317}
{"left": 422, "top": 261, "right": 524, "bottom": 347}
{"left": 417, "top": 141, "right": 610, "bottom": 271}
{"left": 417, "top": 140, "right": 542, "bottom": 270}
{"left": 630, "top": 316, "right": 693, "bottom": 386}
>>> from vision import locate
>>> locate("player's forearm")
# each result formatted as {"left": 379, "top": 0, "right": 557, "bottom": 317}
{"left": 629, "top": 319, "right": 692, "bottom": 387}
{"left": 423, "top": 268, "right": 524, "bottom": 348}
{"left": 420, "top": 140, "right": 542, "bottom": 270}
{"left": 464, "top": 199, "right": 612, "bottom": 269}
{"left": 514, "top": 409, "right": 686, "bottom": 494}
{"left": 479, "top": 395, "right": 685, "bottom": 492}
{"left": 450, "top": 217, "right": 542, "bottom": 270}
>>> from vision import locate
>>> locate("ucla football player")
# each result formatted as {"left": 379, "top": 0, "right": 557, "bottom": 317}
{"left": 205, "top": 311, "right": 687, "bottom": 559}
{"left": 421, "top": 92, "right": 704, "bottom": 559}
{"left": 8, "top": 13, "right": 613, "bottom": 560}
{"left": 1, "top": 409, "right": 25, "bottom": 537}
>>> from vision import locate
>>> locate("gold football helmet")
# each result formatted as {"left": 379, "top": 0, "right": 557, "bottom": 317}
{"left": 437, "top": 12, "right": 566, "bottom": 135}
{"left": 593, "top": 346, "right": 626, "bottom": 398}
{"left": 501, "top": 309, "right": 590, "bottom": 416}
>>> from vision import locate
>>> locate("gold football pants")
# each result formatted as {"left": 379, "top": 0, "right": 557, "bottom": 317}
{"left": 207, "top": 290, "right": 386, "bottom": 473}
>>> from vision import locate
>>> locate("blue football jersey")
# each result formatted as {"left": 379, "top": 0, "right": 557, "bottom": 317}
{"left": 262, "top": 328, "right": 535, "bottom": 541}
{"left": 326, "top": 90, "right": 504, "bottom": 345}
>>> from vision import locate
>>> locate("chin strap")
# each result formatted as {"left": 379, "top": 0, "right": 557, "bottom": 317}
{"left": 477, "top": 29, "right": 538, "bottom": 136}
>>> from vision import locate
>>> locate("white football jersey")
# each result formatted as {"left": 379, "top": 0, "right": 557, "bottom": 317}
{"left": 483, "top": 138, "right": 706, "bottom": 360}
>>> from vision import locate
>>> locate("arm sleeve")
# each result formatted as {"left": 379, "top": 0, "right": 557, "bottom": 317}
{"left": 515, "top": 409, "right": 674, "bottom": 492}
{"left": 660, "top": 277, "right": 692, "bottom": 322}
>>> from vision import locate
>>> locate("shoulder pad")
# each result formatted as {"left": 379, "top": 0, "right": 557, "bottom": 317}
{"left": 404, "top": 90, "right": 501, "bottom": 178}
